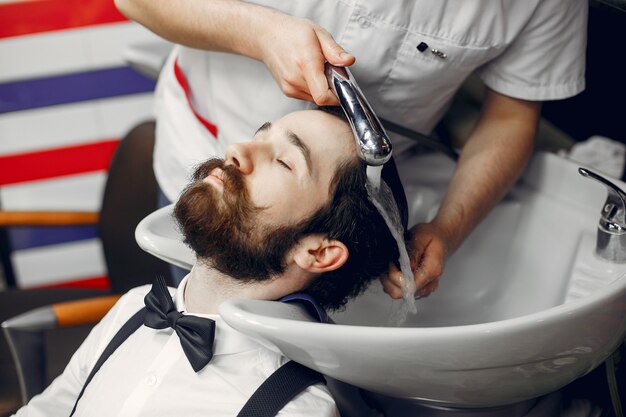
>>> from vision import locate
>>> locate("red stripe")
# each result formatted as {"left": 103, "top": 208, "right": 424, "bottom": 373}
{"left": 173, "top": 59, "right": 219, "bottom": 138}
{"left": 0, "top": 139, "right": 120, "bottom": 186}
{"left": 35, "top": 275, "right": 112, "bottom": 290}
{"left": 0, "top": 0, "right": 128, "bottom": 39}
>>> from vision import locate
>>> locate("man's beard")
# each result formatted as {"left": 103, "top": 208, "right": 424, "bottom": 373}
{"left": 173, "top": 159, "right": 306, "bottom": 281}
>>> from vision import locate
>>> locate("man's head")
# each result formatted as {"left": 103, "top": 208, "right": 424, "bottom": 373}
{"left": 174, "top": 109, "right": 406, "bottom": 310}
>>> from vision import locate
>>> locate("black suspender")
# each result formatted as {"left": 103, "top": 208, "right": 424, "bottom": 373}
{"left": 237, "top": 361, "right": 326, "bottom": 417}
{"left": 69, "top": 306, "right": 325, "bottom": 417}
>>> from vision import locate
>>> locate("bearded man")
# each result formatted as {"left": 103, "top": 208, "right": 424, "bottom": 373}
{"left": 13, "top": 108, "right": 407, "bottom": 417}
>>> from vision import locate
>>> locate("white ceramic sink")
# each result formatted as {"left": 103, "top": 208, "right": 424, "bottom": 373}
{"left": 136, "top": 151, "right": 626, "bottom": 407}
{"left": 136, "top": 205, "right": 195, "bottom": 270}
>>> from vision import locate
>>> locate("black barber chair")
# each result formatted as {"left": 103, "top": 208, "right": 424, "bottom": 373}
{"left": 0, "top": 122, "right": 172, "bottom": 414}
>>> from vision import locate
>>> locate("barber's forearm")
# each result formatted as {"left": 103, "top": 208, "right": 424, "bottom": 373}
{"left": 115, "top": 0, "right": 273, "bottom": 60}
{"left": 432, "top": 89, "right": 541, "bottom": 254}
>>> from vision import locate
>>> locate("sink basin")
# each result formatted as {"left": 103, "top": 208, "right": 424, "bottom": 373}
{"left": 136, "top": 205, "right": 195, "bottom": 270}
{"left": 135, "top": 151, "right": 626, "bottom": 407}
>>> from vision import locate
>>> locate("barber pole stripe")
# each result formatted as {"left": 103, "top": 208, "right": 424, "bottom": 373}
{"left": 0, "top": 172, "right": 107, "bottom": 211}
{"left": 0, "top": 93, "right": 154, "bottom": 155}
{"left": 0, "top": 2, "right": 161, "bottom": 288}
{"left": 41, "top": 275, "right": 111, "bottom": 290}
{"left": 0, "top": 140, "right": 119, "bottom": 186}
{"left": 11, "top": 239, "right": 107, "bottom": 289}
{"left": 2, "top": 172, "right": 107, "bottom": 288}
{"left": 0, "top": 0, "right": 127, "bottom": 39}
{"left": 0, "top": 66, "right": 155, "bottom": 114}
{"left": 0, "top": 23, "right": 162, "bottom": 83}
{"left": 8, "top": 225, "right": 98, "bottom": 251}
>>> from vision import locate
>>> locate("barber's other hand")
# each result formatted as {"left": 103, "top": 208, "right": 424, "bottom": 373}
{"left": 257, "top": 13, "right": 355, "bottom": 105}
{"left": 381, "top": 223, "right": 449, "bottom": 299}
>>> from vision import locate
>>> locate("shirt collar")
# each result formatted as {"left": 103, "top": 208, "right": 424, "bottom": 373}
{"left": 173, "top": 274, "right": 272, "bottom": 356}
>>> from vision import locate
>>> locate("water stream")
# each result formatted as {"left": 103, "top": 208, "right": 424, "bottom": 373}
{"left": 366, "top": 165, "right": 417, "bottom": 324}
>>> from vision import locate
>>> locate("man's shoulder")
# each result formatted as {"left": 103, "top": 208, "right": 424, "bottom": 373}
{"left": 100, "top": 283, "right": 155, "bottom": 327}
{"left": 116, "top": 284, "right": 153, "bottom": 309}
{"left": 124, "top": 283, "right": 154, "bottom": 297}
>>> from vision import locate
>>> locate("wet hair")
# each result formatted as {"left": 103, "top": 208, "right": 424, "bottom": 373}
{"left": 296, "top": 106, "right": 409, "bottom": 310}
{"left": 297, "top": 157, "right": 405, "bottom": 310}
{"left": 315, "top": 105, "right": 408, "bottom": 230}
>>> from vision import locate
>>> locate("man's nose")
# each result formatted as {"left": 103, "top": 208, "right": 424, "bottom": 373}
{"left": 224, "top": 143, "right": 254, "bottom": 175}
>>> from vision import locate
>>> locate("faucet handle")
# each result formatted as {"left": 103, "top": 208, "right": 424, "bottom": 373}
{"left": 579, "top": 168, "right": 626, "bottom": 229}
{"left": 578, "top": 167, "right": 626, "bottom": 262}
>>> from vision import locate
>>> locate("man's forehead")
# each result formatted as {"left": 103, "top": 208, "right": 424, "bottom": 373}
{"left": 258, "top": 111, "right": 355, "bottom": 155}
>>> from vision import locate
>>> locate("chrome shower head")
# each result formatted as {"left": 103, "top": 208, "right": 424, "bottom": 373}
{"left": 325, "top": 63, "right": 392, "bottom": 166}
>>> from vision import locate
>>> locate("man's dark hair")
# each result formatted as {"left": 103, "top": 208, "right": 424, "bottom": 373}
{"left": 294, "top": 106, "right": 409, "bottom": 310}
{"left": 298, "top": 156, "right": 407, "bottom": 310}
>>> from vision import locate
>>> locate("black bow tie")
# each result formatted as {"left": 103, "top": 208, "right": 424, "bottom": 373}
{"left": 143, "top": 276, "right": 216, "bottom": 372}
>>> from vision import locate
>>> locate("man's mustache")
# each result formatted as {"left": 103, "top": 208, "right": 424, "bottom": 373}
{"left": 192, "top": 158, "right": 245, "bottom": 195}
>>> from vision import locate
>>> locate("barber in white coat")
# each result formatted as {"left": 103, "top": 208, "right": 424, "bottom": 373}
{"left": 115, "top": 0, "right": 588, "bottom": 297}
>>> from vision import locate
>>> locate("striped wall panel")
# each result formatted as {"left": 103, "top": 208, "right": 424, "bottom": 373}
{"left": 0, "top": 0, "right": 165, "bottom": 289}
{"left": 0, "top": 0, "right": 127, "bottom": 39}
{"left": 11, "top": 239, "right": 108, "bottom": 289}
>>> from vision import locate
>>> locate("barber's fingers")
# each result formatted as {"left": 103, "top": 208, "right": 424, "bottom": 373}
{"left": 300, "top": 28, "right": 355, "bottom": 105}
{"left": 381, "top": 228, "right": 447, "bottom": 300}
{"left": 263, "top": 30, "right": 335, "bottom": 104}
{"left": 305, "top": 26, "right": 356, "bottom": 106}
{"left": 299, "top": 54, "right": 338, "bottom": 105}
{"left": 296, "top": 27, "right": 353, "bottom": 105}
{"left": 410, "top": 240, "right": 445, "bottom": 290}
{"left": 315, "top": 27, "right": 355, "bottom": 66}
{"left": 406, "top": 223, "right": 447, "bottom": 288}
{"left": 259, "top": 14, "right": 355, "bottom": 105}
{"left": 417, "top": 279, "right": 440, "bottom": 298}
{"left": 381, "top": 260, "right": 442, "bottom": 300}
{"left": 381, "top": 222, "right": 451, "bottom": 301}
{"left": 381, "top": 263, "right": 405, "bottom": 299}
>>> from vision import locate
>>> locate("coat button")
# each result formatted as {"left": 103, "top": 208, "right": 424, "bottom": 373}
{"left": 146, "top": 374, "right": 157, "bottom": 386}
{"left": 357, "top": 15, "right": 371, "bottom": 28}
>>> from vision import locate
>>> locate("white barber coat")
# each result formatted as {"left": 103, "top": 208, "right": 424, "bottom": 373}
{"left": 153, "top": 0, "right": 588, "bottom": 202}
{"left": 13, "top": 276, "right": 338, "bottom": 417}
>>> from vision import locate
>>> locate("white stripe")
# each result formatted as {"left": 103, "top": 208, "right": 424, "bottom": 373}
{"left": 12, "top": 239, "right": 106, "bottom": 288}
{"left": 0, "top": 172, "right": 106, "bottom": 211}
{"left": 0, "top": 93, "right": 154, "bottom": 155}
{"left": 0, "top": 22, "right": 162, "bottom": 82}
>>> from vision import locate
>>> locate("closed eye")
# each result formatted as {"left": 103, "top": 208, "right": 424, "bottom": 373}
{"left": 277, "top": 159, "right": 292, "bottom": 171}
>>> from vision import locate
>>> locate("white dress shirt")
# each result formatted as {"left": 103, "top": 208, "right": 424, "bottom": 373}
{"left": 152, "top": 0, "right": 588, "bottom": 202}
{"left": 13, "top": 276, "right": 338, "bottom": 417}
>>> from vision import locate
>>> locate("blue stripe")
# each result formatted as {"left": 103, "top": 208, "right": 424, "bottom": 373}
{"left": 0, "top": 66, "right": 156, "bottom": 113}
{"left": 7, "top": 226, "right": 98, "bottom": 251}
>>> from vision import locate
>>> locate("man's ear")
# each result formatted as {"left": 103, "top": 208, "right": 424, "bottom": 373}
{"left": 292, "top": 234, "right": 349, "bottom": 273}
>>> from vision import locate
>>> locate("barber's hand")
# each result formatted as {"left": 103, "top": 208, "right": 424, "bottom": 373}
{"left": 257, "top": 13, "right": 355, "bottom": 105}
{"left": 381, "top": 223, "right": 449, "bottom": 299}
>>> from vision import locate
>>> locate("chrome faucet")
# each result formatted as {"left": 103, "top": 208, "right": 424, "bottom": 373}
{"left": 325, "top": 63, "right": 392, "bottom": 166}
{"left": 579, "top": 167, "right": 626, "bottom": 263}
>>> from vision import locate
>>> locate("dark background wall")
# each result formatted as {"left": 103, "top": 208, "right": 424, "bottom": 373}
{"left": 542, "top": 3, "right": 626, "bottom": 145}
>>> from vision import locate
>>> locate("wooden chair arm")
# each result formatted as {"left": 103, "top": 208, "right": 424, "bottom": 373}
{"left": 2, "top": 295, "right": 121, "bottom": 331}
{"left": 0, "top": 210, "right": 99, "bottom": 226}
{"left": 52, "top": 295, "right": 121, "bottom": 327}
